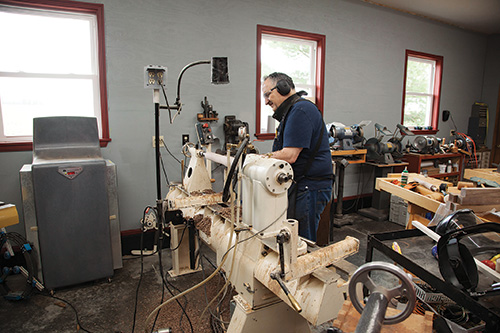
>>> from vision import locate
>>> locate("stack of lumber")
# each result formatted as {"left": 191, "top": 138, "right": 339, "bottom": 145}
{"left": 446, "top": 187, "right": 500, "bottom": 214}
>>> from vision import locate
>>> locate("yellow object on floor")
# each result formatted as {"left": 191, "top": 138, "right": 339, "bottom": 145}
{"left": 0, "top": 203, "right": 19, "bottom": 228}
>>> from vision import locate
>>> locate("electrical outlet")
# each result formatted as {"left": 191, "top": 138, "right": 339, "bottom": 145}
{"left": 152, "top": 136, "right": 165, "bottom": 147}
{"left": 144, "top": 65, "right": 167, "bottom": 89}
{"left": 182, "top": 134, "right": 189, "bottom": 145}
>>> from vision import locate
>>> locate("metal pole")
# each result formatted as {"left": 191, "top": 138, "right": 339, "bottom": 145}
{"left": 335, "top": 162, "right": 345, "bottom": 217}
{"left": 354, "top": 292, "right": 389, "bottom": 333}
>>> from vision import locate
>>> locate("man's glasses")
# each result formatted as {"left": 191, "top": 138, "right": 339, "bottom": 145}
{"left": 263, "top": 86, "right": 277, "bottom": 99}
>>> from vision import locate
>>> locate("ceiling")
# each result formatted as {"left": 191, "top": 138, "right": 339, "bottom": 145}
{"left": 362, "top": 0, "right": 500, "bottom": 35}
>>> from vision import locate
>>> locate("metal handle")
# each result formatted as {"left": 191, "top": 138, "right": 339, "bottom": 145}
{"left": 270, "top": 272, "right": 302, "bottom": 313}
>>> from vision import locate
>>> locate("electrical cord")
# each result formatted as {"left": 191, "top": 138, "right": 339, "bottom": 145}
{"left": 144, "top": 207, "right": 287, "bottom": 332}
{"left": 160, "top": 138, "right": 183, "bottom": 166}
{"left": 123, "top": 251, "right": 158, "bottom": 260}
{"left": 169, "top": 225, "right": 188, "bottom": 251}
{"left": 159, "top": 79, "right": 178, "bottom": 124}
{"left": 200, "top": 255, "right": 230, "bottom": 333}
{"left": 342, "top": 163, "right": 364, "bottom": 213}
{"left": 150, "top": 226, "right": 166, "bottom": 333}
{"left": 201, "top": 232, "right": 239, "bottom": 319}
{"left": 150, "top": 217, "right": 193, "bottom": 332}
{"left": 155, "top": 265, "right": 193, "bottom": 333}
{"left": 132, "top": 206, "right": 155, "bottom": 333}
{"left": 150, "top": 218, "right": 194, "bottom": 333}
{"left": 160, "top": 156, "right": 170, "bottom": 186}
{"left": 37, "top": 292, "right": 93, "bottom": 332}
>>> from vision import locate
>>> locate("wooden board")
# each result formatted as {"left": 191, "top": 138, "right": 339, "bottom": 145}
{"left": 331, "top": 149, "right": 367, "bottom": 164}
{"left": 464, "top": 168, "right": 500, "bottom": 183}
{"left": 458, "top": 187, "right": 500, "bottom": 205}
{"left": 333, "top": 299, "right": 433, "bottom": 333}
{"left": 376, "top": 177, "right": 442, "bottom": 212}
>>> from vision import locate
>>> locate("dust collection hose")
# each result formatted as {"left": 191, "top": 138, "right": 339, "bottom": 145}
{"left": 222, "top": 137, "right": 249, "bottom": 202}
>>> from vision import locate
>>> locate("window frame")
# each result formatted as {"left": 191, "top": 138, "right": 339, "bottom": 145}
{"left": 401, "top": 49, "right": 443, "bottom": 135}
{"left": 256, "top": 25, "right": 325, "bottom": 140}
{"left": 0, "top": 0, "right": 110, "bottom": 152}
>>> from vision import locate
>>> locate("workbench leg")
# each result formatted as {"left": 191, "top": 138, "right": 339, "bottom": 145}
{"left": 406, "top": 204, "right": 430, "bottom": 229}
{"left": 358, "top": 166, "right": 394, "bottom": 221}
{"left": 335, "top": 163, "right": 345, "bottom": 217}
{"left": 329, "top": 198, "right": 335, "bottom": 243}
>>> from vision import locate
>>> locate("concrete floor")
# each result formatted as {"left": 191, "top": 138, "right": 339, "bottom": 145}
{"left": 0, "top": 213, "right": 404, "bottom": 333}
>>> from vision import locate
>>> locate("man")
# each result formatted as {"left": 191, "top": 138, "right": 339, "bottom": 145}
{"left": 262, "top": 72, "right": 333, "bottom": 242}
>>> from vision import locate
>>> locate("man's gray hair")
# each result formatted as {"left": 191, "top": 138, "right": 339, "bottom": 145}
{"left": 263, "top": 72, "right": 295, "bottom": 89}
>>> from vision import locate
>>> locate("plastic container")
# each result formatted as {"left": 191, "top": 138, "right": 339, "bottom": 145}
{"left": 446, "top": 160, "right": 452, "bottom": 173}
{"left": 401, "top": 167, "right": 409, "bottom": 187}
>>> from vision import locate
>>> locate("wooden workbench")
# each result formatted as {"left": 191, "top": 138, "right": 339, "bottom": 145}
{"left": 464, "top": 168, "right": 500, "bottom": 184}
{"left": 331, "top": 148, "right": 367, "bottom": 164}
{"left": 376, "top": 173, "right": 500, "bottom": 228}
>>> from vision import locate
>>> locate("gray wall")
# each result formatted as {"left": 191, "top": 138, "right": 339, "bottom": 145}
{"left": 1, "top": 0, "right": 496, "bottom": 235}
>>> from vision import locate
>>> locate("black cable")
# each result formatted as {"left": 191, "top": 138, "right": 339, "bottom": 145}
{"left": 144, "top": 211, "right": 284, "bottom": 331}
{"left": 151, "top": 219, "right": 193, "bottom": 333}
{"left": 159, "top": 79, "right": 175, "bottom": 124}
{"left": 132, "top": 206, "right": 154, "bottom": 333}
{"left": 122, "top": 251, "right": 158, "bottom": 260}
{"left": 153, "top": 262, "right": 194, "bottom": 333}
{"left": 169, "top": 225, "right": 188, "bottom": 251}
{"left": 160, "top": 138, "right": 183, "bottom": 165}
{"left": 151, "top": 219, "right": 165, "bottom": 333}
{"left": 342, "top": 163, "right": 364, "bottom": 213}
{"left": 160, "top": 265, "right": 192, "bottom": 333}
{"left": 160, "top": 155, "right": 170, "bottom": 186}
{"left": 200, "top": 254, "right": 228, "bottom": 332}
{"left": 37, "top": 292, "right": 93, "bottom": 333}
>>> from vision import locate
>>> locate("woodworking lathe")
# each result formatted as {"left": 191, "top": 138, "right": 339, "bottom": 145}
{"left": 162, "top": 141, "right": 359, "bottom": 332}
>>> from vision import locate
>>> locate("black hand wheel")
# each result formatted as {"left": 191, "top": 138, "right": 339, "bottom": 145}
{"left": 348, "top": 261, "right": 416, "bottom": 325}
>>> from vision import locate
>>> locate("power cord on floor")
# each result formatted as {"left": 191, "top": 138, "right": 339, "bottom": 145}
{"left": 37, "top": 292, "right": 93, "bottom": 333}
{"left": 200, "top": 255, "right": 231, "bottom": 333}
{"left": 150, "top": 230, "right": 166, "bottom": 333}
{"left": 144, "top": 208, "right": 286, "bottom": 332}
{"left": 132, "top": 206, "right": 155, "bottom": 333}
{"left": 151, "top": 263, "right": 194, "bottom": 333}
{"left": 150, "top": 224, "right": 194, "bottom": 333}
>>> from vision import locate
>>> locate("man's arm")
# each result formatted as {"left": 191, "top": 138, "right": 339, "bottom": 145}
{"left": 271, "top": 147, "right": 302, "bottom": 164}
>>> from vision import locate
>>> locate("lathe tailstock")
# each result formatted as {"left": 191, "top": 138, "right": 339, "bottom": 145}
{"left": 164, "top": 146, "right": 359, "bottom": 332}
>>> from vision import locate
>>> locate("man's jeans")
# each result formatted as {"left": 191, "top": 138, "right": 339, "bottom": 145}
{"left": 292, "top": 185, "right": 332, "bottom": 242}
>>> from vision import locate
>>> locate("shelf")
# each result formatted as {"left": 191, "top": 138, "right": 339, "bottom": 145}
{"left": 429, "top": 171, "right": 460, "bottom": 178}
{"left": 331, "top": 149, "right": 366, "bottom": 164}
{"left": 401, "top": 153, "right": 464, "bottom": 185}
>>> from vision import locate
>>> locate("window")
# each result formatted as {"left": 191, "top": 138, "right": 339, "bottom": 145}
{"left": 256, "top": 25, "right": 325, "bottom": 140}
{"left": 401, "top": 50, "right": 443, "bottom": 134}
{"left": 0, "top": 0, "right": 109, "bottom": 151}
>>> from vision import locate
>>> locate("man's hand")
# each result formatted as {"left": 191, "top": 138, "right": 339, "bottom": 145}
{"left": 271, "top": 147, "right": 302, "bottom": 164}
